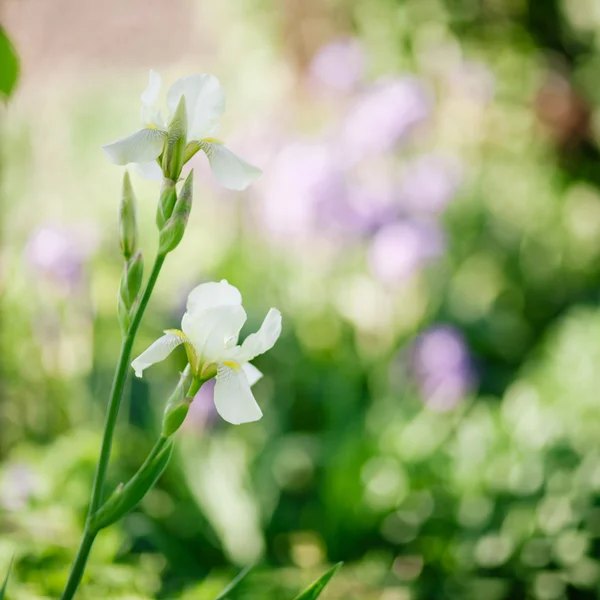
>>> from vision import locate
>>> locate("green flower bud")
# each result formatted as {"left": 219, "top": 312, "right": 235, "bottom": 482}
{"left": 161, "top": 95, "right": 187, "bottom": 181}
{"left": 158, "top": 170, "right": 194, "bottom": 256}
{"left": 162, "top": 399, "right": 192, "bottom": 437}
{"left": 119, "top": 171, "right": 138, "bottom": 260}
{"left": 118, "top": 250, "right": 144, "bottom": 332}
{"left": 161, "top": 366, "right": 193, "bottom": 437}
{"left": 156, "top": 178, "right": 177, "bottom": 230}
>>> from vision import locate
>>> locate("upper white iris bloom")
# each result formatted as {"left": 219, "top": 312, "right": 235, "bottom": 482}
{"left": 102, "top": 70, "right": 262, "bottom": 190}
{"left": 131, "top": 280, "right": 282, "bottom": 425}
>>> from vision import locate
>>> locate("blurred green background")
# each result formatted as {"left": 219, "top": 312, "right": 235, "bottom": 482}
{"left": 3, "top": 0, "right": 600, "bottom": 598}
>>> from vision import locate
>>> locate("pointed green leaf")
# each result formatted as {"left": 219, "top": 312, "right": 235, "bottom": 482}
{"left": 293, "top": 563, "right": 342, "bottom": 600}
{"left": 90, "top": 439, "right": 173, "bottom": 531}
{"left": 0, "top": 28, "right": 19, "bottom": 99}
{"left": 213, "top": 564, "right": 253, "bottom": 600}
{"left": 0, "top": 557, "right": 14, "bottom": 599}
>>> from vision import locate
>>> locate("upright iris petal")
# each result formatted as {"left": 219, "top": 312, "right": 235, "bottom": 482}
{"left": 141, "top": 70, "right": 166, "bottom": 128}
{"left": 166, "top": 74, "right": 226, "bottom": 141}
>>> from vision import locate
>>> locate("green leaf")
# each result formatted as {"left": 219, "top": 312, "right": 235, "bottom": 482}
{"left": 293, "top": 563, "right": 342, "bottom": 600}
{"left": 0, "top": 557, "right": 14, "bottom": 600}
{"left": 90, "top": 439, "right": 173, "bottom": 531}
{"left": 0, "top": 28, "right": 19, "bottom": 98}
{"left": 213, "top": 564, "right": 253, "bottom": 600}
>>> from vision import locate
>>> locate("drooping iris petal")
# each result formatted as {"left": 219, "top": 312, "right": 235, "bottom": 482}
{"left": 131, "top": 332, "right": 186, "bottom": 377}
{"left": 237, "top": 308, "right": 282, "bottom": 362}
{"left": 182, "top": 304, "right": 247, "bottom": 365}
{"left": 134, "top": 160, "right": 164, "bottom": 181}
{"left": 243, "top": 362, "right": 263, "bottom": 387}
{"left": 166, "top": 74, "right": 226, "bottom": 140}
{"left": 186, "top": 279, "right": 242, "bottom": 314}
{"left": 102, "top": 128, "right": 166, "bottom": 166}
{"left": 214, "top": 364, "right": 263, "bottom": 424}
{"left": 199, "top": 142, "right": 262, "bottom": 190}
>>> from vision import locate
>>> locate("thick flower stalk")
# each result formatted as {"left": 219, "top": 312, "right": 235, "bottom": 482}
{"left": 132, "top": 280, "right": 282, "bottom": 425}
{"left": 102, "top": 70, "right": 262, "bottom": 190}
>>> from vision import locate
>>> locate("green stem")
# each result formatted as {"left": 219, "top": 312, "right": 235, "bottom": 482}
{"left": 60, "top": 253, "right": 166, "bottom": 600}
{"left": 59, "top": 529, "right": 96, "bottom": 600}
{"left": 89, "top": 254, "right": 165, "bottom": 513}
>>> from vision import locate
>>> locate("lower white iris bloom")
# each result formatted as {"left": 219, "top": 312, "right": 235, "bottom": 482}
{"left": 132, "top": 280, "right": 282, "bottom": 425}
{"left": 102, "top": 70, "right": 261, "bottom": 190}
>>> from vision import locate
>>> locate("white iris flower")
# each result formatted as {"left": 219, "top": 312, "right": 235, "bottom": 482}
{"left": 103, "top": 70, "right": 262, "bottom": 190}
{"left": 132, "top": 280, "right": 282, "bottom": 425}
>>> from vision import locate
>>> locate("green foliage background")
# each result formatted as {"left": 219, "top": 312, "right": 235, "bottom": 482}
{"left": 3, "top": 0, "right": 600, "bottom": 598}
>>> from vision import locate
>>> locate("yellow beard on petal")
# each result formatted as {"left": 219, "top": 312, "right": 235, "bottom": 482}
{"left": 222, "top": 360, "right": 241, "bottom": 370}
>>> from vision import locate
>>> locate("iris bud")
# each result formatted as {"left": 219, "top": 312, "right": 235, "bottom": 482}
{"left": 158, "top": 170, "right": 194, "bottom": 256}
{"left": 161, "top": 95, "right": 187, "bottom": 181}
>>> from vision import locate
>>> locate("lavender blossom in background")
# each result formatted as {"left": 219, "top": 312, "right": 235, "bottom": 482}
{"left": 410, "top": 325, "right": 475, "bottom": 411}
{"left": 183, "top": 379, "right": 218, "bottom": 431}
{"left": 368, "top": 220, "right": 444, "bottom": 284}
{"left": 342, "top": 77, "right": 431, "bottom": 163}
{"left": 260, "top": 141, "right": 339, "bottom": 239}
{"left": 399, "top": 154, "right": 463, "bottom": 215}
{"left": 1, "top": 463, "right": 37, "bottom": 510}
{"left": 316, "top": 181, "right": 397, "bottom": 237}
{"left": 309, "top": 37, "right": 366, "bottom": 94}
{"left": 25, "top": 224, "right": 98, "bottom": 291}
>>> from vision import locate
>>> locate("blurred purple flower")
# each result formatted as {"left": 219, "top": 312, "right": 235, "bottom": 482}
{"left": 399, "top": 154, "right": 462, "bottom": 215}
{"left": 25, "top": 224, "right": 98, "bottom": 289}
{"left": 1, "top": 463, "right": 37, "bottom": 510}
{"left": 342, "top": 77, "right": 432, "bottom": 163}
{"left": 410, "top": 325, "right": 475, "bottom": 411}
{"left": 183, "top": 379, "right": 218, "bottom": 431}
{"left": 368, "top": 220, "right": 444, "bottom": 283}
{"left": 316, "top": 180, "right": 397, "bottom": 236}
{"left": 259, "top": 141, "right": 338, "bottom": 239}
{"left": 309, "top": 37, "right": 366, "bottom": 94}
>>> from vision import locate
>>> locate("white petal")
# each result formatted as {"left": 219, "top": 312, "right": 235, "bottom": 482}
{"left": 199, "top": 142, "right": 262, "bottom": 191}
{"left": 182, "top": 304, "right": 247, "bottom": 364}
{"left": 243, "top": 362, "right": 263, "bottom": 387}
{"left": 141, "top": 106, "right": 166, "bottom": 130}
{"left": 239, "top": 308, "right": 282, "bottom": 362}
{"left": 134, "top": 160, "right": 164, "bottom": 181}
{"left": 131, "top": 333, "right": 185, "bottom": 377}
{"left": 166, "top": 74, "right": 225, "bottom": 140}
{"left": 102, "top": 129, "right": 166, "bottom": 166}
{"left": 141, "top": 70, "right": 162, "bottom": 106}
{"left": 186, "top": 279, "right": 242, "bottom": 313}
{"left": 214, "top": 364, "right": 262, "bottom": 424}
